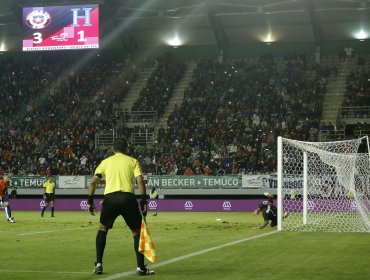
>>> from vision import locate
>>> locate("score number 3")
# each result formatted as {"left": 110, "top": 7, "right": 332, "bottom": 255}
{"left": 33, "top": 32, "right": 43, "bottom": 44}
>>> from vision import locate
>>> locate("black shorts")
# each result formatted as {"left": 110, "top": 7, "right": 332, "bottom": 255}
{"left": 45, "top": 193, "right": 55, "bottom": 202}
{"left": 263, "top": 212, "right": 277, "bottom": 227}
{"left": 100, "top": 192, "right": 142, "bottom": 230}
{"left": 270, "top": 218, "right": 277, "bottom": 227}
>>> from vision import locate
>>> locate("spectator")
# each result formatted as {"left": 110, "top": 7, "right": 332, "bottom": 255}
{"left": 183, "top": 166, "right": 194, "bottom": 175}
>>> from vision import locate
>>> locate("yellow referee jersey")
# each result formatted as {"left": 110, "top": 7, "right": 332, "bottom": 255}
{"left": 43, "top": 181, "right": 55, "bottom": 194}
{"left": 94, "top": 152, "right": 142, "bottom": 195}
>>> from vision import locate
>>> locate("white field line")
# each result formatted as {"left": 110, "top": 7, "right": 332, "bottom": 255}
{"left": 0, "top": 269, "right": 90, "bottom": 275}
{"left": 101, "top": 230, "right": 278, "bottom": 280}
{"left": 17, "top": 227, "right": 93, "bottom": 236}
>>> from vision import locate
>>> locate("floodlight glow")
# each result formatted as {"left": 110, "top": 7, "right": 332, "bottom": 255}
{"left": 0, "top": 42, "right": 6, "bottom": 51}
{"left": 266, "top": 32, "right": 273, "bottom": 42}
{"left": 166, "top": 33, "right": 183, "bottom": 47}
{"left": 258, "top": 24, "right": 276, "bottom": 43}
{"left": 261, "top": 31, "right": 275, "bottom": 44}
{"left": 354, "top": 29, "right": 368, "bottom": 40}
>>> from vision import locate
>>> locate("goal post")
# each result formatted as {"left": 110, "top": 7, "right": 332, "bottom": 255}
{"left": 277, "top": 136, "right": 370, "bottom": 232}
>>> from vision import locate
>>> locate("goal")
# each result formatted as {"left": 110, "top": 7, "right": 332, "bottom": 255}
{"left": 277, "top": 136, "right": 370, "bottom": 232}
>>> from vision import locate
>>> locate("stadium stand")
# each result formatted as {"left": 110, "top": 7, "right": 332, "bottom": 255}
{"left": 0, "top": 51, "right": 365, "bottom": 177}
{"left": 0, "top": 54, "right": 137, "bottom": 176}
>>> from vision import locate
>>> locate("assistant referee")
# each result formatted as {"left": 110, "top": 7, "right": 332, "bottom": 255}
{"left": 41, "top": 175, "right": 56, "bottom": 217}
{"left": 87, "top": 138, "right": 154, "bottom": 276}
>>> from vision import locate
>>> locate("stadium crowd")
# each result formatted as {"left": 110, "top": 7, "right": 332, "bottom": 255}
{"left": 0, "top": 53, "right": 137, "bottom": 176}
{"left": 342, "top": 61, "right": 370, "bottom": 112}
{"left": 132, "top": 53, "right": 186, "bottom": 116}
{"left": 0, "top": 52, "right": 334, "bottom": 176}
{"left": 138, "top": 54, "right": 331, "bottom": 175}
{"left": 339, "top": 59, "right": 370, "bottom": 137}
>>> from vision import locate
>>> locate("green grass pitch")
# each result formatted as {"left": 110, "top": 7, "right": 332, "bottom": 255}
{"left": 1, "top": 211, "right": 369, "bottom": 280}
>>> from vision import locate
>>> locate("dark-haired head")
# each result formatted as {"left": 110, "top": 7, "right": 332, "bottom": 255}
{"left": 113, "top": 138, "right": 129, "bottom": 153}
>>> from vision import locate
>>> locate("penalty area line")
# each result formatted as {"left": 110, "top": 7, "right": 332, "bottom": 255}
{"left": 101, "top": 230, "right": 278, "bottom": 280}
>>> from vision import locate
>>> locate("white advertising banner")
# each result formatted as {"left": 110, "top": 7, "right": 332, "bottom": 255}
{"left": 59, "top": 176, "right": 85, "bottom": 189}
{"left": 241, "top": 175, "right": 277, "bottom": 189}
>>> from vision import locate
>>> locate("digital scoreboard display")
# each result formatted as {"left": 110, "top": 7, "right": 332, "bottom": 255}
{"left": 22, "top": 4, "right": 99, "bottom": 51}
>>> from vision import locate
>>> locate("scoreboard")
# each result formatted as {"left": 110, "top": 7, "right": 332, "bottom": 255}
{"left": 22, "top": 4, "right": 99, "bottom": 51}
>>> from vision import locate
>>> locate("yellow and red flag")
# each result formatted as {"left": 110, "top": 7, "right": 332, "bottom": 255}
{"left": 139, "top": 217, "right": 157, "bottom": 263}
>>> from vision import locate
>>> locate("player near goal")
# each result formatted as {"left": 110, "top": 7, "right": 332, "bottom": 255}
{"left": 253, "top": 193, "right": 288, "bottom": 229}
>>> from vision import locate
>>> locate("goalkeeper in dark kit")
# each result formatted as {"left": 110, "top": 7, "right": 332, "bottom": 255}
{"left": 253, "top": 192, "right": 288, "bottom": 229}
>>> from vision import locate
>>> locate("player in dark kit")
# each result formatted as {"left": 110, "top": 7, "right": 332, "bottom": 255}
{"left": 253, "top": 193, "right": 288, "bottom": 229}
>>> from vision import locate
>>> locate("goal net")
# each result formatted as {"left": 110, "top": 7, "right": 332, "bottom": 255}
{"left": 277, "top": 136, "right": 370, "bottom": 232}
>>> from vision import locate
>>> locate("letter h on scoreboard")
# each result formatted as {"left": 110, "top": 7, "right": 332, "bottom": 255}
{"left": 71, "top": 7, "right": 92, "bottom": 27}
